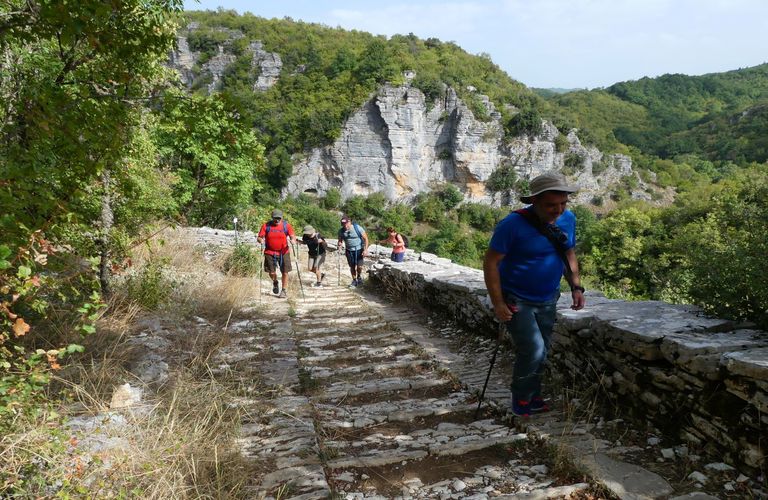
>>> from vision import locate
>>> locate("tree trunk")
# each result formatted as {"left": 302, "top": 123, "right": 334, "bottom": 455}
{"left": 99, "top": 169, "right": 113, "bottom": 298}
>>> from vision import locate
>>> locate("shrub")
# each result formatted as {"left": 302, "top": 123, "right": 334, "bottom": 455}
{"left": 223, "top": 243, "right": 260, "bottom": 276}
{"left": 437, "top": 149, "right": 452, "bottom": 160}
{"left": 414, "top": 194, "right": 446, "bottom": 224}
{"left": 124, "top": 257, "right": 174, "bottom": 310}
{"left": 380, "top": 203, "right": 415, "bottom": 236}
{"left": 436, "top": 183, "right": 464, "bottom": 210}
{"left": 458, "top": 203, "right": 505, "bottom": 232}
{"left": 364, "top": 192, "right": 388, "bottom": 217}
{"left": 322, "top": 187, "right": 341, "bottom": 209}
{"left": 554, "top": 134, "right": 569, "bottom": 153}
{"left": 506, "top": 108, "right": 543, "bottom": 137}
{"left": 592, "top": 158, "right": 609, "bottom": 176}
{"left": 341, "top": 195, "right": 367, "bottom": 221}
{"left": 563, "top": 152, "right": 585, "bottom": 176}
{"left": 486, "top": 163, "right": 518, "bottom": 192}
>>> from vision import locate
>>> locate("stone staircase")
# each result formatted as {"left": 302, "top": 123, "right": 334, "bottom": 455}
{"left": 211, "top": 267, "right": 681, "bottom": 500}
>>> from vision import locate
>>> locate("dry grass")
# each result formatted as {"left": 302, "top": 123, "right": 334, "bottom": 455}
{"left": 1, "top": 228, "right": 266, "bottom": 498}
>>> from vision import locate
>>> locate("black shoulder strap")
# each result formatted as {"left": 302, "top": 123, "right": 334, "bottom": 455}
{"left": 514, "top": 209, "right": 575, "bottom": 289}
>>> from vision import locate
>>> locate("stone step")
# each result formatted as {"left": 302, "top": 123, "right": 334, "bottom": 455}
{"left": 296, "top": 320, "right": 388, "bottom": 336}
{"left": 317, "top": 375, "right": 451, "bottom": 401}
{"left": 323, "top": 420, "right": 528, "bottom": 468}
{"left": 304, "top": 357, "right": 432, "bottom": 381}
{"left": 315, "top": 392, "right": 477, "bottom": 428}
{"left": 293, "top": 311, "right": 382, "bottom": 331}
{"left": 298, "top": 330, "right": 401, "bottom": 348}
{"left": 301, "top": 341, "right": 414, "bottom": 363}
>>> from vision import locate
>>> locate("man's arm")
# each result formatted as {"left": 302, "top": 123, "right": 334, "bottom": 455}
{"left": 362, "top": 231, "right": 369, "bottom": 255}
{"left": 565, "top": 248, "right": 585, "bottom": 310}
{"left": 483, "top": 248, "right": 514, "bottom": 322}
{"left": 256, "top": 224, "right": 265, "bottom": 246}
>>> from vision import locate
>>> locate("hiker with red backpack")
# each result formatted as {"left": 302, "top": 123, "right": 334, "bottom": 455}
{"left": 384, "top": 227, "right": 407, "bottom": 262}
{"left": 337, "top": 215, "right": 369, "bottom": 288}
{"left": 256, "top": 209, "right": 298, "bottom": 298}
{"left": 482, "top": 172, "right": 586, "bottom": 417}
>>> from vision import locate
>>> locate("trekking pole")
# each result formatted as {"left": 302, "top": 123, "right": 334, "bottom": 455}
{"left": 291, "top": 242, "right": 305, "bottom": 301}
{"left": 474, "top": 321, "right": 506, "bottom": 419}
{"left": 258, "top": 244, "right": 263, "bottom": 304}
{"left": 337, "top": 245, "right": 341, "bottom": 286}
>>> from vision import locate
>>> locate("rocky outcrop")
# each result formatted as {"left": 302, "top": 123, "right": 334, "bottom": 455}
{"left": 250, "top": 41, "right": 282, "bottom": 91}
{"left": 286, "top": 85, "right": 497, "bottom": 201}
{"left": 168, "top": 25, "right": 281, "bottom": 92}
{"left": 286, "top": 86, "right": 502, "bottom": 200}
{"left": 287, "top": 80, "right": 643, "bottom": 205}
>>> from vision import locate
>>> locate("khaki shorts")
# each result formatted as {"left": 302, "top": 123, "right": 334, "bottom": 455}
{"left": 264, "top": 252, "right": 292, "bottom": 273}
{"left": 308, "top": 253, "right": 326, "bottom": 270}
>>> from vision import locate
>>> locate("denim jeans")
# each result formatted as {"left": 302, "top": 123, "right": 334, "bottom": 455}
{"left": 504, "top": 293, "right": 559, "bottom": 401}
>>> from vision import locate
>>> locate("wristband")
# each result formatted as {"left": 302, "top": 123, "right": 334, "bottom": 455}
{"left": 571, "top": 285, "right": 585, "bottom": 293}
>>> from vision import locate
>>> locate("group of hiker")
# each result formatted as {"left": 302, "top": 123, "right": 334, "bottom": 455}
{"left": 255, "top": 210, "right": 383, "bottom": 298}
{"left": 254, "top": 171, "right": 586, "bottom": 417}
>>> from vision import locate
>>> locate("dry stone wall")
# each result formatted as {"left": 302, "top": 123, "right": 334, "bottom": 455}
{"left": 367, "top": 247, "right": 768, "bottom": 473}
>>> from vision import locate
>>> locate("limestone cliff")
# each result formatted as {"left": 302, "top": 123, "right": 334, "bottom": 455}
{"left": 168, "top": 24, "right": 281, "bottom": 92}
{"left": 288, "top": 81, "right": 645, "bottom": 205}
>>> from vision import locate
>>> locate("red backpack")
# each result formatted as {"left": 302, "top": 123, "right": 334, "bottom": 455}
{"left": 264, "top": 220, "right": 289, "bottom": 253}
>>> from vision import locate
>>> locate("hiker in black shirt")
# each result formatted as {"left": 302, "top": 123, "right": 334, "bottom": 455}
{"left": 301, "top": 225, "right": 327, "bottom": 287}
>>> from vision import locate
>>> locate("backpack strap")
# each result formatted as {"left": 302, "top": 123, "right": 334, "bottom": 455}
{"left": 514, "top": 208, "right": 576, "bottom": 290}
{"left": 352, "top": 223, "right": 363, "bottom": 240}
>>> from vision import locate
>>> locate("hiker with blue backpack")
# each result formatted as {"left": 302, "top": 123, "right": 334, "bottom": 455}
{"left": 337, "top": 215, "right": 369, "bottom": 288}
{"left": 483, "top": 172, "right": 586, "bottom": 417}
{"left": 256, "top": 209, "right": 298, "bottom": 298}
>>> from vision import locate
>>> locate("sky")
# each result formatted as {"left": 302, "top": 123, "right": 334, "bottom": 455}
{"left": 182, "top": 0, "right": 768, "bottom": 89}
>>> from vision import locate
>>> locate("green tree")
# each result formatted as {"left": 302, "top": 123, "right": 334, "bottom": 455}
{"left": 154, "top": 90, "right": 266, "bottom": 226}
{"left": 0, "top": 0, "right": 182, "bottom": 424}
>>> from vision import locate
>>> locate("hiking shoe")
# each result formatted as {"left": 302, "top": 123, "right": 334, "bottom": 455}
{"left": 510, "top": 397, "right": 531, "bottom": 417}
{"left": 320, "top": 272, "right": 326, "bottom": 282}
{"left": 355, "top": 277, "right": 363, "bottom": 286}
{"left": 278, "top": 289, "right": 287, "bottom": 298}
{"left": 312, "top": 282, "right": 322, "bottom": 288}
{"left": 347, "top": 281, "right": 357, "bottom": 288}
{"left": 531, "top": 396, "right": 550, "bottom": 413}
{"left": 272, "top": 281, "right": 279, "bottom": 294}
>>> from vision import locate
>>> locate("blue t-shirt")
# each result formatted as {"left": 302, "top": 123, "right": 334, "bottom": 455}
{"left": 489, "top": 208, "right": 576, "bottom": 302}
{"left": 338, "top": 223, "right": 366, "bottom": 250}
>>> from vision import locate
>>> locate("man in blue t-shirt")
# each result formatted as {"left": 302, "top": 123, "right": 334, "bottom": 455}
{"left": 483, "top": 171, "right": 586, "bottom": 417}
{"left": 337, "top": 215, "right": 369, "bottom": 288}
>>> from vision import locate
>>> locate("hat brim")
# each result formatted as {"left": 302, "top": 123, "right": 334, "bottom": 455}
{"left": 519, "top": 185, "right": 578, "bottom": 204}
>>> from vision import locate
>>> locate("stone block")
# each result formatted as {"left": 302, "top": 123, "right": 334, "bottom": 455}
{"left": 721, "top": 347, "right": 768, "bottom": 379}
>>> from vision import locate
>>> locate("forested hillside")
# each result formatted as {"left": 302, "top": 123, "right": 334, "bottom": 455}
{"left": 547, "top": 64, "right": 768, "bottom": 164}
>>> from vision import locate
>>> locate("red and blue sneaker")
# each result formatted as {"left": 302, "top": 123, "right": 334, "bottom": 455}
{"left": 530, "top": 396, "right": 550, "bottom": 413}
{"left": 511, "top": 397, "right": 531, "bottom": 417}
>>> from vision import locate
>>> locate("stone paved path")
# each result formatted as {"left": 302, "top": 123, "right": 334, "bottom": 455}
{"left": 213, "top": 268, "right": 610, "bottom": 499}
{"left": 190, "top": 228, "right": 755, "bottom": 499}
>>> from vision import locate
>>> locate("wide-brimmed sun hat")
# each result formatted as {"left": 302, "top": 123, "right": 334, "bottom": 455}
{"left": 520, "top": 171, "right": 578, "bottom": 203}
{"left": 271, "top": 209, "right": 283, "bottom": 218}
{"left": 302, "top": 225, "right": 315, "bottom": 236}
